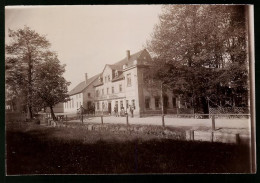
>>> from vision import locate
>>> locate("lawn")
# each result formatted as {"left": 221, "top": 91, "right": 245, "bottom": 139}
{"left": 6, "top": 123, "right": 251, "bottom": 174}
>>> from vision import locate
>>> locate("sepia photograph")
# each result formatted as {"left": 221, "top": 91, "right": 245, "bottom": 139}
{"left": 5, "top": 4, "right": 255, "bottom": 174}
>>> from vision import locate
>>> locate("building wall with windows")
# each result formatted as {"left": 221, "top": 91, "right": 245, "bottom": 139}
{"left": 64, "top": 73, "right": 100, "bottom": 113}
{"left": 64, "top": 93, "right": 84, "bottom": 113}
{"left": 93, "top": 49, "right": 181, "bottom": 117}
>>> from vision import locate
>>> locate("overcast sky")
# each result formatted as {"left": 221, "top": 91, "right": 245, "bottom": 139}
{"left": 5, "top": 5, "right": 162, "bottom": 90}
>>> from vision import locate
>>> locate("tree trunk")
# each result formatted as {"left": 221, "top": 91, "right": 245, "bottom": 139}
{"left": 27, "top": 53, "right": 33, "bottom": 119}
{"left": 27, "top": 105, "right": 33, "bottom": 119}
{"left": 50, "top": 106, "right": 56, "bottom": 121}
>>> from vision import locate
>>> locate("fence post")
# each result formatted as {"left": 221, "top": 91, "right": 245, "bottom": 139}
{"left": 101, "top": 114, "right": 103, "bottom": 125}
{"left": 162, "top": 114, "right": 165, "bottom": 128}
{"left": 212, "top": 115, "right": 215, "bottom": 131}
{"left": 126, "top": 113, "right": 129, "bottom": 126}
{"left": 190, "top": 130, "right": 194, "bottom": 141}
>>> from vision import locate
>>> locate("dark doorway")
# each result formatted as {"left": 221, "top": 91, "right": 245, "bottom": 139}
{"left": 108, "top": 102, "right": 112, "bottom": 114}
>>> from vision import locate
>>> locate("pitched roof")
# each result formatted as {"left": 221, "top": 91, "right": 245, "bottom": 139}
{"left": 112, "top": 73, "right": 124, "bottom": 82}
{"left": 68, "top": 73, "right": 100, "bottom": 95}
{"left": 110, "top": 49, "right": 144, "bottom": 70}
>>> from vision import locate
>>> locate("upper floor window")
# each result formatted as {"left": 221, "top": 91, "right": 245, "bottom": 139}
{"left": 88, "top": 93, "right": 91, "bottom": 97}
{"left": 102, "top": 89, "right": 104, "bottom": 95}
{"left": 108, "top": 75, "right": 110, "bottom": 82}
{"left": 127, "top": 73, "right": 131, "bottom": 87}
{"left": 112, "top": 86, "right": 114, "bottom": 94}
{"left": 119, "top": 84, "right": 122, "bottom": 92}
{"left": 107, "top": 88, "right": 109, "bottom": 94}
{"left": 115, "top": 70, "right": 118, "bottom": 77}
{"left": 96, "top": 90, "right": 99, "bottom": 97}
{"left": 105, "top": 76, "right": 107, "bottom": 83}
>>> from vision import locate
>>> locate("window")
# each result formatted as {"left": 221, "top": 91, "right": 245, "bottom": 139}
{"left": 119, "top": 84, "right": 122, "bottom": 92}
{"left": 107, "top": 88, "right": 109, "bottom": 94}
{"left": 72, "top": 98, "right": 74, "bottom": 108}
{"left": 88, "top": 93, "right": 91, "bottom": 97}
{"left": 163, "top": 96, "right": 169, "bottom": 108}
{"left": 126, "top": 100, "right": 129, "bottom": 108}
{"left": 172, "top": 97, "right": 177, "bottom": 107}
{"left": 96, "top": 90, "right": 99, "bottom": 97}
{"left": 105, "top": 76, "right": 107, "bottom": 83}
{"left": 102, "top": 89, "right": 104, "bottom": 95}
{"left": 102, "top": 102, "right": 105, "bottom": 110}
{"left": 112, "top": 87, "right": 114, "bottom": 94}
{"left": 145, "top": 97, "right": 150, "bottom": 109}
{"left": 97, "top": 102, "right": 99, "bottom": 110}
{"left": 108, "top": 75, "right": 110, "bottom": 81}
{"left": 155, "top": 97, "right": 160, "bottom": 108}
{"left": 116, "top": 101, "right": 118, "bottom": 108}
{"left": 115, "top": 70, "right": 118, "bottom": 77}
{"left": 127, "top": 73, "right": 131, "bottom": 86}
{"left": 120, "top": 101, "right": 123, "bottom": 108}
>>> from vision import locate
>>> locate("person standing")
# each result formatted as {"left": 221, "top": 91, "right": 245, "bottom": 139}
{"left": 114, "top": 105, "right": 118, "bottom": 117}
{"left": 130, "top": 105, "right": 134, "bottom": 118}
{"left": 78, "top": 105, "right": 85, "bottom": 124}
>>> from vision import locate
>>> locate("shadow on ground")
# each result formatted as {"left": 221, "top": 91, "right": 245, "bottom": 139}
{"left": 6, "top": 124, "right": 251, "bottom": 174}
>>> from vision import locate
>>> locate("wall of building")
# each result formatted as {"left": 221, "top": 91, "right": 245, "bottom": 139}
{"left": 64, "top": 93, "right": 83, "bottom": 113}
{"left": 95, "top": 66, "right": 127, "bottom": 115}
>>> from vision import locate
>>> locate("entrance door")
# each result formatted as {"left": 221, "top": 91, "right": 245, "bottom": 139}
{"left": 108, "top": 102, "right": 112, "bottom": 114}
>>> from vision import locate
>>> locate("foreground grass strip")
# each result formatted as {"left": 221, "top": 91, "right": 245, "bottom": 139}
{"left": 6, "top": 124, "right": 251, "bottom": 174}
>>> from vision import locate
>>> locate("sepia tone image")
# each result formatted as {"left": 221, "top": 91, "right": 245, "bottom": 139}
{"left": 5, "top": 5, "right": 255, "bottom": 174}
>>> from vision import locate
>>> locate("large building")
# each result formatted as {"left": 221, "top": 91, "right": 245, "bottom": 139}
{"left": 93, "top": 49, "right": 179, "bottom": 117}
{"left": 63, "top": 73, "right": 100, "bottom": 113}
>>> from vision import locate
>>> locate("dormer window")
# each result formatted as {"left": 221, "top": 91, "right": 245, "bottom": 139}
{"left": 115, "top": 70, "right": 118, "bottom": 77}
{"left": 108, "top": 75, "right": 110, "bottom": 81}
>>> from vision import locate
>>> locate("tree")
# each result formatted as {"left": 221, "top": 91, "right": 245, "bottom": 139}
{"left": 5, "top": 26, "right": 51, "bottom": 119}
{"left": 147, "top": 5, "right": 249, "bottom": 113}
{"left": 33, "top": 52, "right": 70, "bottom": 120}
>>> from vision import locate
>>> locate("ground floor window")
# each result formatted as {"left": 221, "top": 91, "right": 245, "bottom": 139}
{"left": 155, "top": 96, "right": 160, "bottom": 108}
{"left": 120, "top": 100, "right": 123, "bottom": 109}
{"left": 172, "top": 97, "right": 176, "bottom": 107}
{"left": 163, "top": 95, "right": 169, "bottom": 108}
{"left": 97, "top": 102, "right": 99, "bottom": 110}
{"left": 126, "top": 100, "right": 129, "bottom": 108}
{"left": 145, "top": 97, "right": 150, "bottom": 109}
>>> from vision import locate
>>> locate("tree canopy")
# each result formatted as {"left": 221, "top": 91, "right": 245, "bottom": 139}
{"left": 146, "top": 5, "right": 249, "bottom": 113}
{"left": 5, "top": 26, "right": 70, "bottom": 119}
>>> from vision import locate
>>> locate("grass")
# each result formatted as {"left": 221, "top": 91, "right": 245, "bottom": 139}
{"left": 6, "top": 123, "right": 251, "bottom": 174}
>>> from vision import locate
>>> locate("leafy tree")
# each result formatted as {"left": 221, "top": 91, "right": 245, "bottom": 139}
{"left": 33, "top": 52, "right": 70, "bottom": 120}
{"left": 5, "top": 26, "right": 51, "bottom": 119}
{"left": 147, "top": 5, "right": 249, "bottom": 113}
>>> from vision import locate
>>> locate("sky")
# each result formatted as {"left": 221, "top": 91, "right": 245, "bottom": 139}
{"left": 5, "top": 5, "right": 162, "bottom": 90}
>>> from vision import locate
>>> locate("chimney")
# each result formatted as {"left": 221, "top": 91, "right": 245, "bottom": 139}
{"left": 126, "top": 50, "right": 130, "bottom": 60}
{"left": 85, "top": 73, "right": 88, "bottom": 84}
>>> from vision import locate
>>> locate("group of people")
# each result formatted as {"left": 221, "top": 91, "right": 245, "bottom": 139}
{"left": 114, "top": 105, "right": 135, "bottom": 117}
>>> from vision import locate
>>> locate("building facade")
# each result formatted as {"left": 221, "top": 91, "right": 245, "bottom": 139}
{"left": 63, "top": 73, "right": 100, "bottom": 113}
{"left": 94, "top": 49, "right": 180, "bottom": 117}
